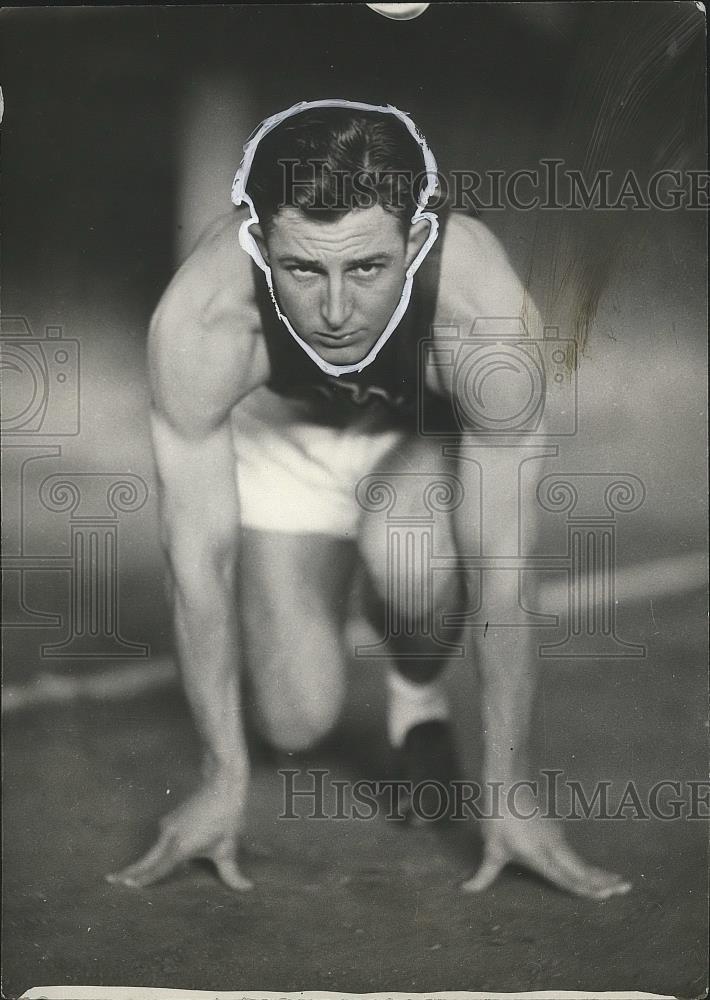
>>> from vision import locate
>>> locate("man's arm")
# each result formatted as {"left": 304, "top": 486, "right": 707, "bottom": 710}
{"left": 433, "top": 215, "right": 631, "bottom": 899}
{"left": 109, "top": 215, "right": 269, "bottom": 889}
{"left": 454, "top": 436, "right": 627, "bottom": 899}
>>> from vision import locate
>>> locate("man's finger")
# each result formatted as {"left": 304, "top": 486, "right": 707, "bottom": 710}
{"left": 212, "top": 854, "right": 254, "bottom": 891}
{"left": 546, "top": 840, "right": 633, "bottom": 896}
{"left": 532, "top": 844, "right": 632, "bottom": 900}
{"left": 106, "top": 834, "right": 183, "bottom": 888}
{"left": 560, "top": 850, "right": 631, "bottom": 892}
{"left": 461, "top": 845, "right": 508, "bottom": 893}
{"left": 209, "top": 838, "right": 253, "bottom": 890}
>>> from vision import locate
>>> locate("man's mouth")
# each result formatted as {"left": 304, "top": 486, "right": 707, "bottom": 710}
{"left": 311, "top": 330, "right": 364, "bottom": 349}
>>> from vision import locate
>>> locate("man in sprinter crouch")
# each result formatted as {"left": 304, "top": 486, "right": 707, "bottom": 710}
{"left": 109, "top": 103, "right": 631, "bottom": 900}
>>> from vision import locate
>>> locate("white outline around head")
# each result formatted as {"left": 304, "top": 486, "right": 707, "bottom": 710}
{"left": 230, "top": 98, "right": 440, "bottom": 377}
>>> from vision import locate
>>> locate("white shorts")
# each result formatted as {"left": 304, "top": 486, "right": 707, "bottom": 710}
{"left": 231, "top": 387, "right": 404, "bottom": 538}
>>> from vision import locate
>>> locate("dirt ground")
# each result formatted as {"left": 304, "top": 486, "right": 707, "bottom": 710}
{"left": 2, "top": 591, "right": 708, "bottom": 1000}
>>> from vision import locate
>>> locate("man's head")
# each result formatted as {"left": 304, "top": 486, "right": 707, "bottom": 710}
{"left": 236, "top": 103, "right": 437, "bottom": 371}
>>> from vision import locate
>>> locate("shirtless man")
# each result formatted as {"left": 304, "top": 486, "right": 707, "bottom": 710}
{"left": 109, "top": 102, "right": 631, "bottom": 899}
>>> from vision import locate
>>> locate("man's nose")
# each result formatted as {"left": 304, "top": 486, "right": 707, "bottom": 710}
{"left": 321, "top": 274, "right": 351, "bottom": 331}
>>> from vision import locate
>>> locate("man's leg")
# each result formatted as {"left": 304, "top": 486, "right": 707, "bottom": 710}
{"left": 239, "top": 527, "right": 357, "bottom": 753}
{"left": 357, "top": 437, "right": 463, "bottom": 818}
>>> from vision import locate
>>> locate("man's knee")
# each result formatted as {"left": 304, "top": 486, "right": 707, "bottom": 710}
{"left": 357, "top": 438, "right": 459, "bottom": 604}
{"left": 248, "top": 633, "right": 346, "bottom": 753}
{"left": 358, "top": 510, "right": 459, "bottom": 618}
{"left": 256, "top": 682, "right": 342, "bottom": 753}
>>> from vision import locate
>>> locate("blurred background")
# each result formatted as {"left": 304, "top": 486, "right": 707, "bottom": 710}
{"left": 1, "top": 2, "right": 707, "bottom": 681}
{"left": 1, "top": 3, "right": 707, "bottom": 997}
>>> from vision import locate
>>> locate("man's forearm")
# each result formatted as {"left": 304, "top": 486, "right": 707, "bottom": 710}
{"left": 475, "top": 618, "right": 536, "bottom": 791}
{"left": 171, "top": 569, "right": 248, "bottom": 780}
{"left": 454, "top": 440, "right": 544, "bottom": 798}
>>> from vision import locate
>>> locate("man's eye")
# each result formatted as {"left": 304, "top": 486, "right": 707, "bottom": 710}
{"left": 352, "top": 264, "right": 382, "bottom": 277}
{"left": 289, "top": 266, "right": 317, "bottom": 276}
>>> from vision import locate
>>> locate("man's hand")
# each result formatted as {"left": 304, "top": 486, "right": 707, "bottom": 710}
{"left": 107, "top": 771, "right": 252, "bottom": 891}
{"left": 463, "top": 809, "right": 632, "bottom": 900}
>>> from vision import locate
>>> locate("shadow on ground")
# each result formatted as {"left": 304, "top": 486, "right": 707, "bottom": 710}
{"left": 2, "top": 593, "right": 708, "bottom": 999}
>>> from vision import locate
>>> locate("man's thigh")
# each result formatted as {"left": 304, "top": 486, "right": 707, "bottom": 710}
{"left": 239, "top": 526, "right": 358, "bottom": 751}
{"left": 356, "top": 434, "right": 461, "bottom": 609}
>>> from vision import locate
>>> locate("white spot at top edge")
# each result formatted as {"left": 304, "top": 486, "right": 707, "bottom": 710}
{"left": 366, "top": 3, "right": 430, "bottom": 19}
{"left": 695, "top": 1, "right": 705, "bottom": 13}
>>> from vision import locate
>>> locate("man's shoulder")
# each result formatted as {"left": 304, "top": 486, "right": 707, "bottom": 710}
{"left": 439, "top": 212, "right": 518, "bottom": 288}
{"left": 154, "top": 210, "right": 255, "bottom": 334}
{"left": 148, "top": 210, "right": 269, "bottom": 427}
{"left": 435, "top": 212, "right": 535, "bottom": 328}
{"left": 441, "top": 211, "right": 508, "bottom": 255}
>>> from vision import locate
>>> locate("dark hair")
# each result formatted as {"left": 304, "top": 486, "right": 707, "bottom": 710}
{"left": 244, "top": 107, "right": 430, "bottom": 227}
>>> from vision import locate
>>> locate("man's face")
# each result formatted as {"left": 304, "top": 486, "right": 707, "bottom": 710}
{"left": 256, "top": 205, "right": 427, "bottom": 367}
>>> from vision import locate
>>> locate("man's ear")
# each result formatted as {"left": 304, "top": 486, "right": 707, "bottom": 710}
{"left": 249, "top": 223, "right": 270, "bottom": 266}
{"left": 405, "top": 216, "right": 433, "bottom": 269}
